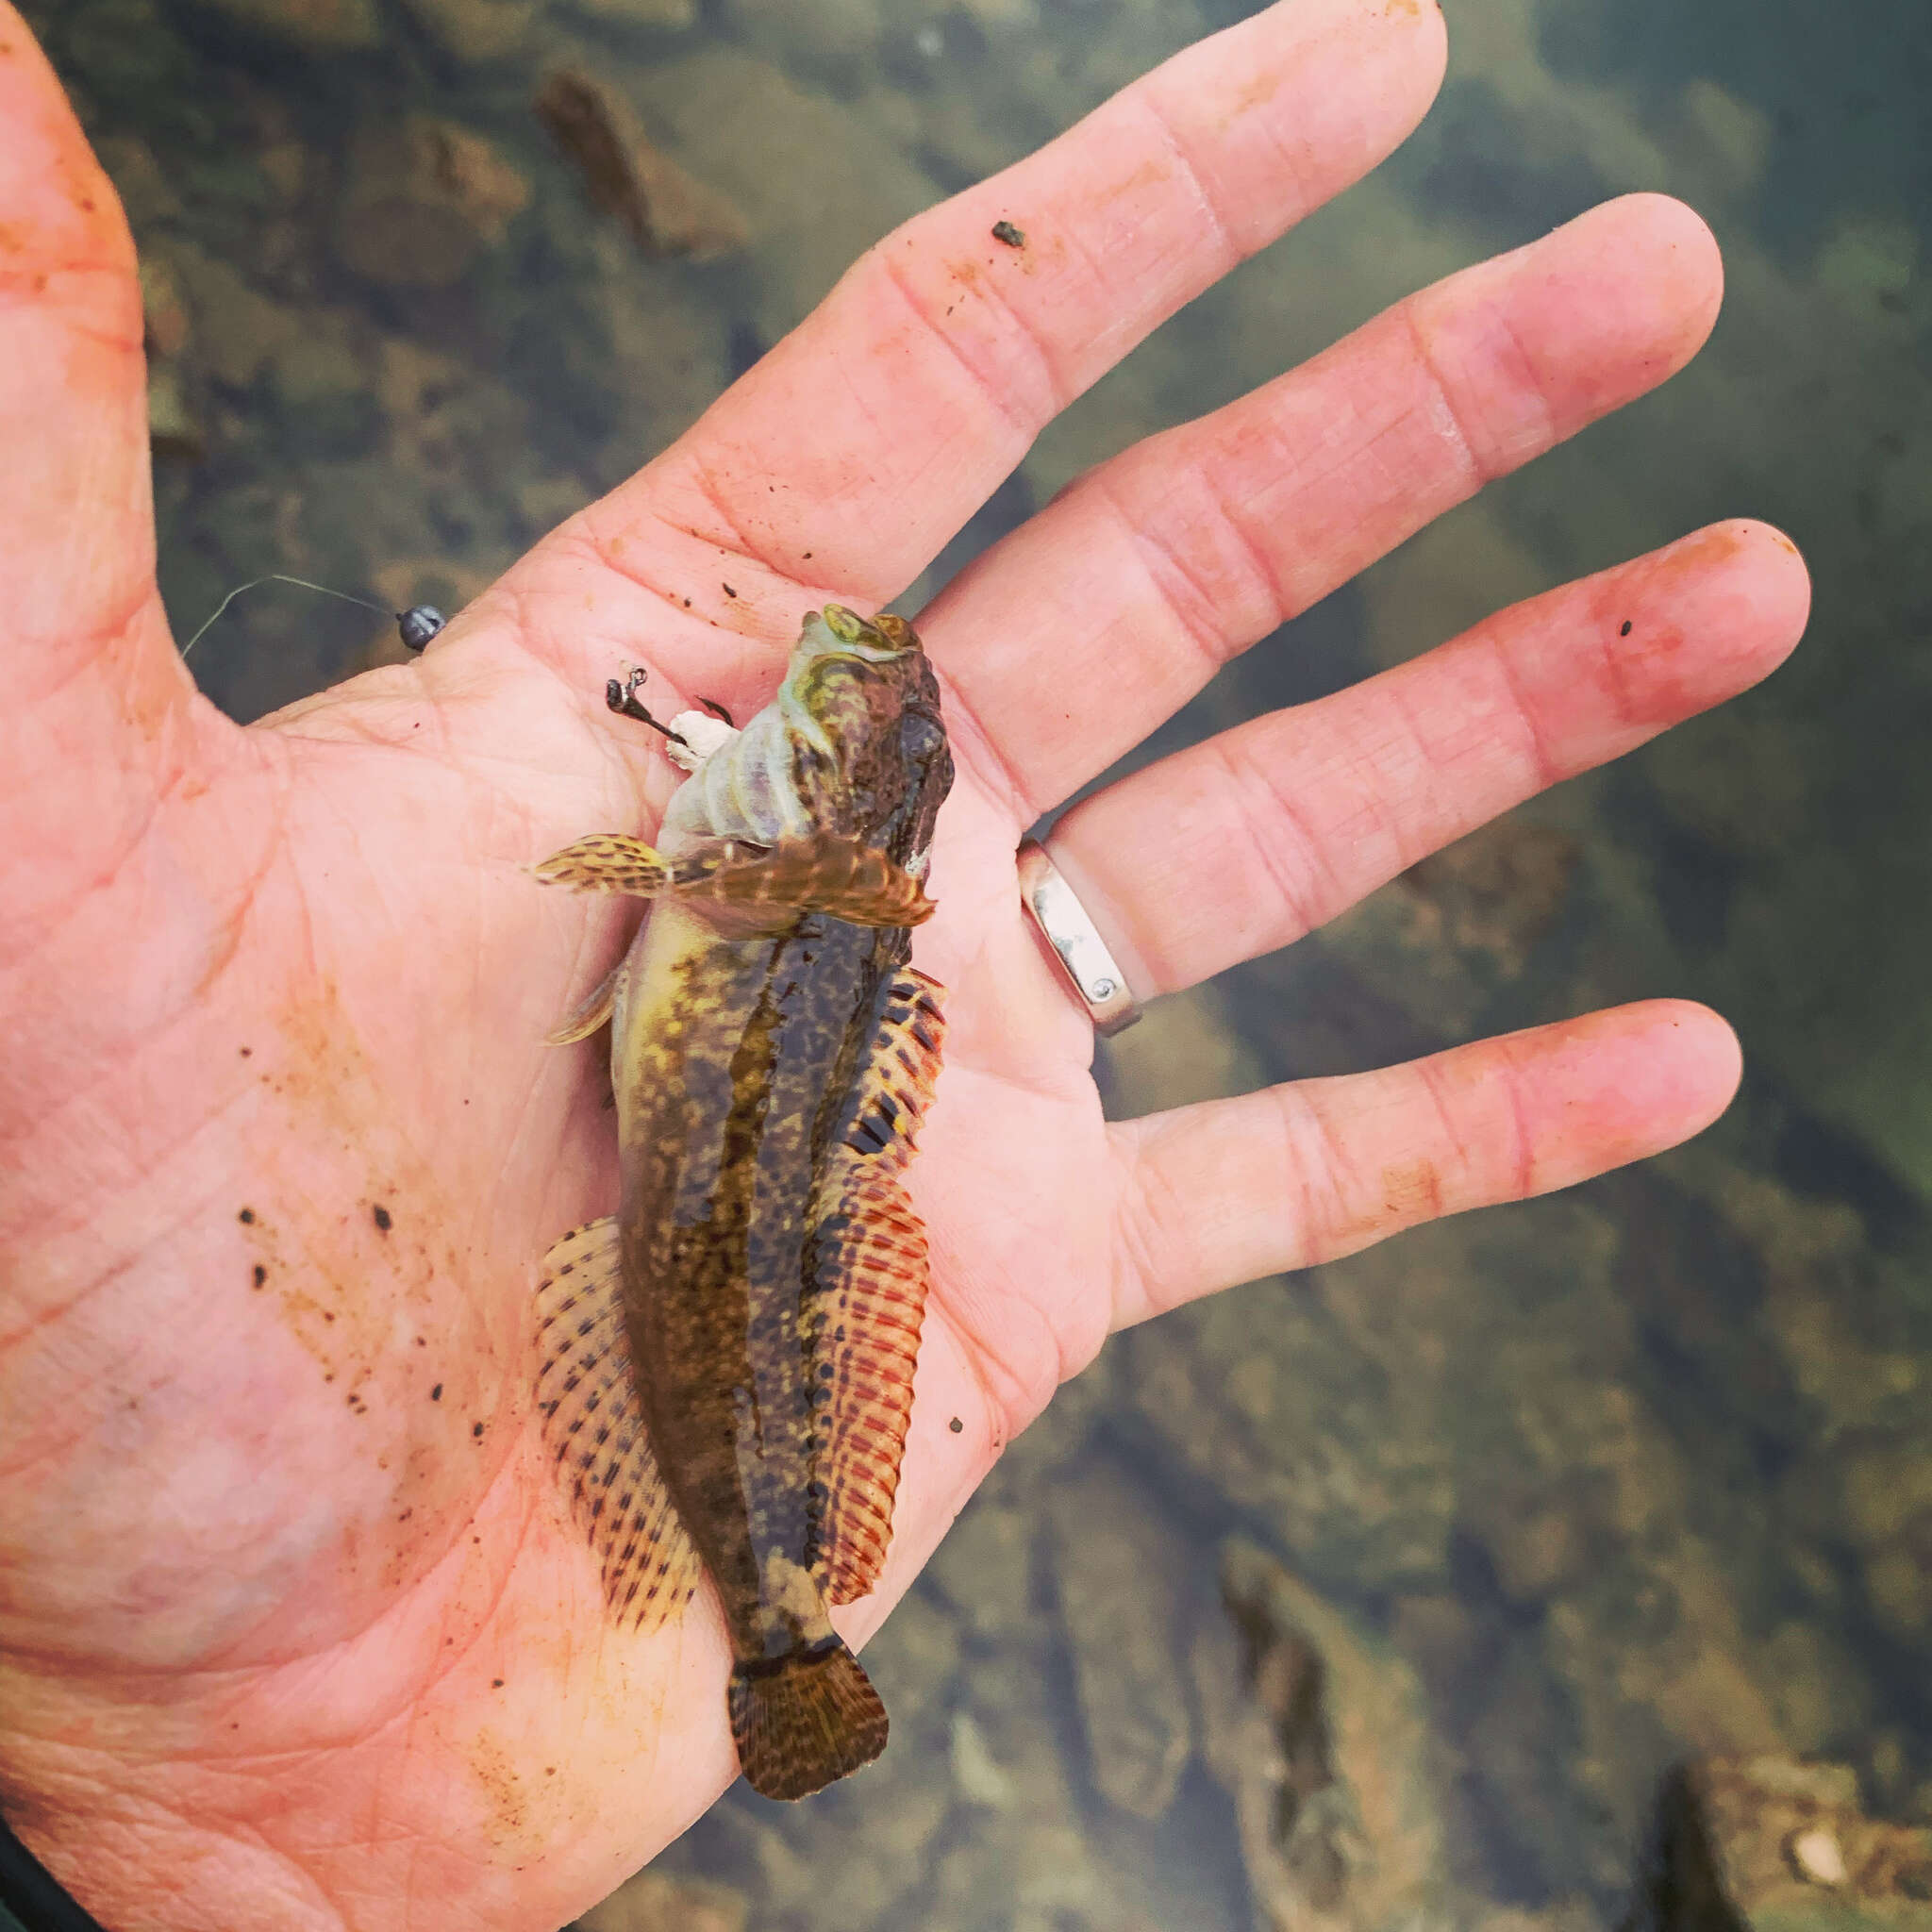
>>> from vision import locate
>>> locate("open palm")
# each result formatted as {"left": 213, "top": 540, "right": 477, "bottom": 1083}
{"left": 0, "top": 1, "right": 1809, "bottom": 1927}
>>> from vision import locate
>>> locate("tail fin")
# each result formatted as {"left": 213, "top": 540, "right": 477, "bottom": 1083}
{"left": 728, "top": 1637, "right": 889, "bottom": 1800}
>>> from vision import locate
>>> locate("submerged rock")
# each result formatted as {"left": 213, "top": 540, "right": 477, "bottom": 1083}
{"left": 269, "top": 324, "right": 378, "bottom": 458}
{"left": 925, "top": 1496, "right": 1036, "bottom": 1641}
{"left": 928, "top": 1816, "right": 1128, "bottom": 1932}
{"left": 1192, "top": 1539, "right": 1448, "bottom": 1932}
{"left": 955, "top": 1628, "right": 1084, "bottom": 1840}
{"left": 534, "top": 70, "right": 749, "bottom": 261}
{"left": 337, "top": 115, "right": 532, "bottom": 289}
{"left": 190, "top": 0, "right": 382, "bottom": 52}
{"left": 623, "top": 47, "right": 938, "bottom": 335}
{"left": 1400, "top": 820, "right": 1581, "bottom": 978}
{"left": 1100, "top": 980, "right": 1263, "bottom": 1119}
{"left": 157, "top": 241, "right": 301, "bottom": 388}
{"left": 559, "top": 0, "right": 695, "bottom": 25}
{"left": 952, "top": 1708, "right": 1018, "bottom": 1809}
{"left": 396, "top": 0, "right": 538, "bottom": 61}
{"left": 1121, "top": 1269, "right": 1458, "bottom": 1596}
{"left": 861, "top": 1583, "right": 962, "bottom": 1740}
{"left": 98, "top": 134, "right": 181, "bottom": 226}
{"left": 1044, "top": 1461, "right": 1192, "bottom": 1822}
{"left": 1320, "top": 815, "right": 1582, "bottom": 1039}
{"left": 140, "top": 255, "right": 192, "bottom": 358}
{"left": 1624, "top": 1757, "right": 1932, "bottom": 1932}
{"left": 146, "top": 364, "right": 203, "bottom": 460}
{"left": 719, "top": 0, "right": 882, "bottom": 78}
{"left": 573, "top": 1870, "right": 747, "bottom": 1932}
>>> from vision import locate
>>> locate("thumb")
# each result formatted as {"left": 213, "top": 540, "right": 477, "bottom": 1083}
{"left": 0, "top": 5, "right": 204, "bottom": 927}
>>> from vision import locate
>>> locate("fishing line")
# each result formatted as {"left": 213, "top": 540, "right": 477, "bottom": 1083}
{"left": 181, "top": 573, "right": 448, "bottom": 658}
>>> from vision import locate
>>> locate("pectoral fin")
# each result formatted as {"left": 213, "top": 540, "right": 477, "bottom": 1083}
{"left": 535, "top": 1218, "right": 703, "bottom": 1628}
{"left": 533, "top": 832, "right": 932, "bottom": 930}
{"left": 532, "top": 835, "right": 675, "bottom": 896}
{"left": 673, "top": 836, "right": 937, "bottom": 931}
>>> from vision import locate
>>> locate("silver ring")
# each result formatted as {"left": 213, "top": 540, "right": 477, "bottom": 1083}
{"left": 1016, "top": 841, "right": 1141, "bottom": 1037}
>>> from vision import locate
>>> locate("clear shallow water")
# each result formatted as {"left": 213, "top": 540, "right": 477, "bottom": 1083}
{"left": 25, "top": 0, "right": 1932, "bottom": 1923}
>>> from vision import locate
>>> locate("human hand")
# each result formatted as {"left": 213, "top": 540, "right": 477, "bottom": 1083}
{"left": 0, "top": 0, "right": 1808, "bottom": 1925}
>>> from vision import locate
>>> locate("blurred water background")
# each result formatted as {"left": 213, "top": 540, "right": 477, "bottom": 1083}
{"left": 22, "top": 0, "right": 1932, "bottom": 1923}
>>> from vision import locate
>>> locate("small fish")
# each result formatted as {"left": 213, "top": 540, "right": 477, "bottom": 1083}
{"left": 532, "top": 606, "right": 954, "bottom": 1800}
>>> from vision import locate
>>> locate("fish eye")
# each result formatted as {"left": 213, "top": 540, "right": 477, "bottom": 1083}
{"left": 899, "top": 713, "right": 943, "bottom": 763}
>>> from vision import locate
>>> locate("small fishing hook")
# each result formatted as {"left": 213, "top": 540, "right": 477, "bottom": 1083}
{"left": 606, "top": 666, "right": 691, "bottom": 748}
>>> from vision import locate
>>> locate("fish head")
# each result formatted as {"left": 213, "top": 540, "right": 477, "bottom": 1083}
{"left": 777, "top": 605, "right": 954, "bottom": 866}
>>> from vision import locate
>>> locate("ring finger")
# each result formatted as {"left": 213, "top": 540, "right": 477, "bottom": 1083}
{"left": 1041, "top": 520, "right": 1809, "bottom": 1005}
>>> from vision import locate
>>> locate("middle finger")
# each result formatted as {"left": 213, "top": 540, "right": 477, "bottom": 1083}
{"left": 924, "top": 193, "right": 1724, "bottom": 817}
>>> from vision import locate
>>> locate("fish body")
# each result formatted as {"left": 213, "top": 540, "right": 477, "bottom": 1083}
{"left": 533, "top": 607, "right": 953, "bottom": 1799}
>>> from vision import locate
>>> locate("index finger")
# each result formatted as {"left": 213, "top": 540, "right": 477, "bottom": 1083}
{"left": 594, "top": 0, "right": 1447, "bottom": 618}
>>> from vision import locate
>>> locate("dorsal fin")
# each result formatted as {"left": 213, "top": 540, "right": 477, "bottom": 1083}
{"left": 843, "top": 968, "right": 944, "bottom": 1168}
{"left": 534, "top": 1218, "right": 704, "bottom": 1628}
{"left": 805, "top": 970, "right": 947, "bottom": 1605}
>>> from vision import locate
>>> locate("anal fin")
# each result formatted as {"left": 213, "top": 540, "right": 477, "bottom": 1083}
{"left": 535, "top": 1217, "right": 702, "bottom": 1628}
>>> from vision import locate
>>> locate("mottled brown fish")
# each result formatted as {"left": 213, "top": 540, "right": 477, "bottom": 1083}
{"left": 530, "top": 605, "right": 954, "bottom": 1800}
